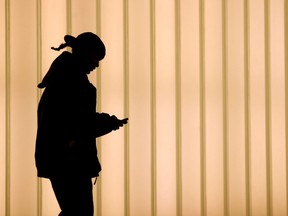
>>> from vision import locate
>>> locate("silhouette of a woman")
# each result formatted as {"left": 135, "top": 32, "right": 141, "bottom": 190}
{"left": 35, "top": 32, "right": 128, "bottom": 216}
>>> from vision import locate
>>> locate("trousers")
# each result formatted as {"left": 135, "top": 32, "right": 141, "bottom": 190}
{"left": 50, "top": 176, "right": 94, "bottom": 216}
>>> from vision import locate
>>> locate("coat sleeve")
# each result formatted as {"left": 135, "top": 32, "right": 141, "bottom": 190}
{"left": 93, "top": 112, "right": 116, "bottom": 138}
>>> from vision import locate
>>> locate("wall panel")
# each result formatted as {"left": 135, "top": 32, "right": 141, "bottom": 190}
{"left": 227, "top": 0, "right": 246, "bottom": 215}
{"left": 205, "top": 0, "right": 224, "bottom": 215}
{"left": 181, "top": 0, "right": 201, "bottom": 215}
{"left": 128, "top": 0, "right": 152, "bottom": 215}
{"left": 249, "top": 0, "right": 267, "bottom": 215}
{"left": 155, "top": 0, "right": 177, "bottom": 215}
{"left": 71, "top": 0, "right": 96, "bottom": 36}
{"left": 270, "top": 0, "right": 286, "bottom": 215}
{"left": 99, "top": 0, "right": 125, "bottom": 215}
{"left": 0, "top": 0, "right": 287, "bottom": 215}
{"left": 0, "top": 0, "right": 6, "bottom": 215}
{"left": 10, "top": 0, "right": 38, "bottom": 215}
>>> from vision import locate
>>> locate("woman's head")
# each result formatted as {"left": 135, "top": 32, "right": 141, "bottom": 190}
{"left": 52, "top": 32, "right": 106, "bottom": 73}
{"left": 52, "top": 32, "right": 105, "bottom": 58}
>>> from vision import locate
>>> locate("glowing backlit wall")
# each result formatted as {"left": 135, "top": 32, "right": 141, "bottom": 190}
{"left": 1, "top": 0, "right": 288, "bottom": 215}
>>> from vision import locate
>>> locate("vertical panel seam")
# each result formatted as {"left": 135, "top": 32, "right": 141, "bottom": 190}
{"left": 222, "top": 0, "right": 229, "bottom": 215}
{"left": 95, "top": 1, "right": 102, "bottom": 215}
{"left": 123, "top": 0, "right": 130, "bottom": 215}
{"left": 150, "top": 0, "right": 157, "bottom": 215}
{"left": 175, "top": 0, "right": 182, "bottom": 215}
{"left": 244, "top": 0, "right": 251, "bottom": 215}
{"left": 66, "top": 0, "right": 72, "bottom": 35}
{"left": 264, "top": 0, "right": 272, "bottom": 215}
{"left": 5, "top": 0, "right": 11, "bottom": 215}
{"left": 36, "top": 0, "right": 42, "bottom": 215}
{"left": 199, "top": 0, "right": 206, "bottom": 215}
{"left": 284, "top": 0, "right": 288, "bottom": 213}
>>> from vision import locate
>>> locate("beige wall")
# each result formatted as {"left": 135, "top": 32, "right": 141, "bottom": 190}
{"left": 1, "top": 0, "right": 287, "bottom": 215}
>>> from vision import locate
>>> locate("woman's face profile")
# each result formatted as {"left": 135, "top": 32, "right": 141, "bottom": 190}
{"left": 74, "top": 46, "right": 104, "bottom": 74}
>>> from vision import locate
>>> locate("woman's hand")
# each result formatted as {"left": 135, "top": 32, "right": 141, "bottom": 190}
{"left": 110, "top": 115, "right": 128, "bottom": 131}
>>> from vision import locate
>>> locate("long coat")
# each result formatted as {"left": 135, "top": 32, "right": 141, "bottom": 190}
{"left": 35, "top": 51, "right": 112, "bottom": 178}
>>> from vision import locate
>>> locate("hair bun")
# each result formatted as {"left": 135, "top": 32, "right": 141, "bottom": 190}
{"left": 64, "top": 35, "right": 76, "bottom": 46}
{"left": 51, "top": 35, "right": 76, "bottom": 51}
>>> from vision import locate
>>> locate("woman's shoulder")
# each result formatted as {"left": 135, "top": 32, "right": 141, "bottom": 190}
{"left": 38, "top": 51, "right": 74, "bottom": 88}
{"left": 54, "top": 51, "right": 73, "bottom": 66}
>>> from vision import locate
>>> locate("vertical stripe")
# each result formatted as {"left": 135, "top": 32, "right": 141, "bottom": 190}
{"left": 264, "top": 0, "right": 272, "bottom": 215}
{"left": 95, "top": 1, "right": 102, "bottom": 215}
{"left": 199, "top": 0, "right": 206, "bottom": 215}
{"left": 123, "top": 0, "right": 130, "bottom": 215}
{"left": 95, "top": 0, "right": 102, "bottom": 109}
{"left": 66, "top": 0, "right": 72, "bottom": 35}
{"left": 36, "top": 0, "right": 42, "bottom": 216}
{"left": 175, "top": 0, "right": 182, "bottom": 216}
{"left": 150, "top": 0, "right": 157, "bottom": 215}
{"left": 244, "top": 0, "right": 251, "bottom": 215}
{"left": 5, "top": 0, "right": 11, "bottom": 215}
{"left": 222, "top": 0, "right": 229, "bottom": 215}
{"left": 285, "top": 0, "right": 288, "bottom": 213}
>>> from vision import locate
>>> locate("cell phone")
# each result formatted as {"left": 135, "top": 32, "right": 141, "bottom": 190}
{"left": 120, "top": 118, "right": 129, "bottom": 124}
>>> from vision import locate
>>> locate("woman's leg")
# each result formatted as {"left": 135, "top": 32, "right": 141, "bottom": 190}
{"left": 50, "top": 176, "right": 94, "bottom": 216}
